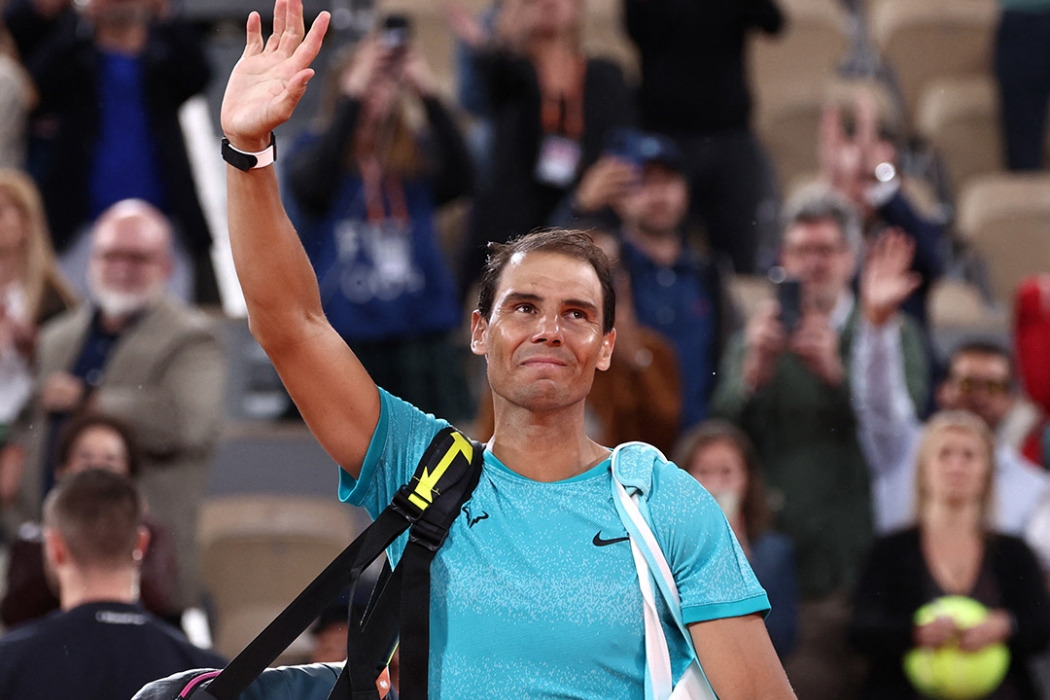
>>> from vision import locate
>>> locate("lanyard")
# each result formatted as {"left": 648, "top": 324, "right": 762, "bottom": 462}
{"left": 357, "top": 153, "right": 409, "bottom": 227}
{"left": 537, "top": 54, "right": 585, "bottom": 140}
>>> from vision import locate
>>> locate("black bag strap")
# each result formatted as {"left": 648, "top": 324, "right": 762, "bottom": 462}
{"left": 192, "top": 427, "right": 483, "bottom": 700}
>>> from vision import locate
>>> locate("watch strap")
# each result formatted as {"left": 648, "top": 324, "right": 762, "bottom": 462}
{"left": 222, "top": 133, "right": 277, "bottom": 171}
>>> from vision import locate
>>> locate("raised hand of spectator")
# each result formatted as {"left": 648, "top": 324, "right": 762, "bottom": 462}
{"left": 913, "top": 614, "right": 957, "bottom": 648}
{"left": 861, "top": 228, "right": 920, "bottom": 327}
{"left": 444, "top": 0, "right": 489, "bottom": 48}
{"left": 958, "top": 609, "right": 1013, "bottom": 652}
{"left": 574, "top": 157, "right": 637, "bottom": 213}
{"left": 40, "top": 371, "right": 85, "bottom": 412}
{"left": 221, "top": 0, "right": 330, "bottom": 152}
{"left": 743, "top": 300, "right": 786, "bottom": 392}
{"left": 339, "top": 37, "right": 386, "bottom": 98}
{"left": 790, "top": 312, "right": 844, "bottom": 386}
{"left": 401, "top": 46, "right": 437, "bottom": 99}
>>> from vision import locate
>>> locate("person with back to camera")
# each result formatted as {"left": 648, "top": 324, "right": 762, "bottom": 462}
{"left": 285, "top": 22, "right": 473, "bottom": 421}
{"left": 447, "top": 0, "right": 636, "bottom": 298}
{"left": 848, "top": 410, "right": 1050, "bottom": 699}
{"left": 675, "top": 419, "right": 799, "bottom": 661}
{"left": 0, "top": 469, "right": 225, "bottom": 700}
{"left": 1, "top": 413, "right": 180, "bottom": 629}
{"left": 215, "top": 1, "right": 797, "bottom": 696}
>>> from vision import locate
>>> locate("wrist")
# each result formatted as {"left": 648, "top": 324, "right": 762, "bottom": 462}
{"left": 223, "top": 134, "right": 273, "bottom": 153}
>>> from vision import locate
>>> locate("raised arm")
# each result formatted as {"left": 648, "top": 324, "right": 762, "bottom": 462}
{"left": 220, "top": 0, "right": 378, "bottom": 478}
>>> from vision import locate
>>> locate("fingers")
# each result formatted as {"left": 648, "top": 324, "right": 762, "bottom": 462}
{"left": 274, "top": 68, "right": 316, "bottom": 120}
{"left": 266, "top": 0, "right": 288, "bottom": 53}
{"left": 292, "top": 10, "right": 330, "bottom": 68}
{"left": 244, "top": 11, "right": 264, "bottom": 57}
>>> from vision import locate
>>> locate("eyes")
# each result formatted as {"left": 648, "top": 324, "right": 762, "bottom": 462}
{"left": 511, "top": 302, "right": 592, "bottom": 322}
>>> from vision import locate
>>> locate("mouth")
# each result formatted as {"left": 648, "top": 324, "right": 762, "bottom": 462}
{"left": 520, "top": 356, "right": 569, "bottom": 368}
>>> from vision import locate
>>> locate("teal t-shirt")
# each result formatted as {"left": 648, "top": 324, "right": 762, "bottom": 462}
{"left": 340, "top": 390, "right": 769, "bottom": 699}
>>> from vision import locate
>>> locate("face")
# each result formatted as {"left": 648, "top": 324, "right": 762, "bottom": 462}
{"left": 471, "top": 251, "right": 615, "bottom": 413}
{"left": 938, "top": 352, "right": 1014, "bottom": 430}
{"left": 686, "top": 439, "right": 748, "bottom": 503}
{"left": 619, "top": 165, "right": 688, "bottom": 237}
{"left": 88, "top": 207, "right": 172, "bottom": 317}
{"left": 780, "top": 219, "right": 855, "bottom": 312}
{"left": 0, "top": 190, "right": 28, "bottom": 254}
{"left": 921, "top": 427, "right": 990, "bottom": 508}
{"left": 60, "top": 425, "right": 130, "bottom": 477}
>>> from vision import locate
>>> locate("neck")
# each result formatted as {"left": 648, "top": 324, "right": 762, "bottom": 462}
{"left": 921, "top": 500, "right": 983, "bottom": 535}
{"left": 99, "top": 311, "right": 135, "bottom": 334}
{"left": 58, "top": 567, "right": 139, "bottom": 611}
{"left": 624, "top": 225, "right": 681, "bottom": 268}
{"left": 488, "top": 399, "right": 609, "bottom": 482}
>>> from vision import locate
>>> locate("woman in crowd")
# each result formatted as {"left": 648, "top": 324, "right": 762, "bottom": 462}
{"left": 849, "top": 410, "right": 1050, "bottom": 699}
{"left": 676, "top": 420, "right": 798, "bottom": 659}
{"left": 286, "top": 29, "right": 473, "bottom": 421}
{"left": 1, "top": 413, "right": 180, "bottom": 628}
{"left": 447, "top": 0, "right": 635, "bottom": 296}
{"left": 0, "top": 169, "right": 76, "bottom": 466}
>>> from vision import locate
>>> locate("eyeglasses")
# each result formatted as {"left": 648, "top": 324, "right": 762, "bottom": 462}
{"left": 781, "top": 243, "right": 849, "bottom": 258}
{"left": 950, "top": 376, "right": 1011, "bottom": 395}
{"left": 95, "top": 250, "right": 161, "bottom": 266}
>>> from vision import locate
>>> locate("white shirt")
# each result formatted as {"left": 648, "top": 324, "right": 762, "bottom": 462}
{"left": 850, "top": 315, "right": 1050, "bottom": 535}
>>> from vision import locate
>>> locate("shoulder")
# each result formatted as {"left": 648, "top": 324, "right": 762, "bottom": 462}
{"left": 39, "top": 304, "right": 90, "bottom": 342}
{"left": 140, "top": 299, "right": 223, "bottom": 348}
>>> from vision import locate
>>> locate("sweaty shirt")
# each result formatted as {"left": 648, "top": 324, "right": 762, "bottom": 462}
{"left": 340, "top": 390, "right": 769, "bottom": 699}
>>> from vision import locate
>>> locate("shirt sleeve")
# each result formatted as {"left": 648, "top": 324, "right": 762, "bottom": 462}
{"left": 648, "top": 462, "right": 770, "bottom": 624}
{"left": 337, "top": 389, "right": 451, "bottom": 519}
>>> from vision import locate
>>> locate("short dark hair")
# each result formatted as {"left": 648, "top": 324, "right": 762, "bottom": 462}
{"left": 43, "top": 469, "right": 143, "bottom": 570}
{"left": 673, "top": 420, "right": 773, "bottom": 541}
{"left": 949, "top": 339, "right": 1014, "bottom": 383}
{"left": 56, "top": 413, "right": 141, "bottom": 479}
{"left": 476, "top": 229, "right": 616, "bottom": 334}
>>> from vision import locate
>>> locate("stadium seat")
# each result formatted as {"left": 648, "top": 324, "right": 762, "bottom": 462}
{"left": 870, "top": 0, "right": 999, "bottom": 128}
{"left": 956, "top": 173, "right": 1050, "bottom": 306}
{"left": 916, "top": 75, "right": 1002, "bottom": 194}
{"left": 928, "top": 277, "right": 1007, "bottom": 333}
{"left": 198, "top": 495, "right": 360, "bottom": 661}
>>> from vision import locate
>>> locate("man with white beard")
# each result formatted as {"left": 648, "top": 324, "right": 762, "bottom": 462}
{"left": 3, "top": 199, "right": 225, "bottom": 621}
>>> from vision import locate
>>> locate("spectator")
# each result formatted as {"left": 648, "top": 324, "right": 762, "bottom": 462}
{"left": 3, "top": 0, "right": 217, "bottom": 303}
{"left": 849, "top": 410, "right": 1050, "bottom": 699}
{"left": 0, "top": 469, "right": 225, "bottom": 700}
{"left": 564, "top": 133, "right": 736, "bottom": 430}
{"left": 711, "top": 183, "right": 929, "bottom": 700}
{"left": 675, "top": 419, "right": 798, "bottom": 660}
{"left": 995, "top": 0, "right": 1050, "bottom": 171}
{"left": 473, "top": 224, "right": 683, "bottom": 453}
{"left": 853, "top": 230, "right": 1050, "bottom": 537}
{"left": 286, "top": 34, "right": 473, "bottom": 421}
{"left": 1, "top": 413, "right": 179, "bottom": 630}
{"left": 0, "top": 169, "right": 77, "bottom": 457}
{"left": 4, "top": 199, "right": 225, "bottom": 614}
{"left": 818, "top": 89, "right": 946, "bottom": 332}
{"left": 448, "top": 0, "right": 635, "bottom": 297}
{"left": 0, "top": 23, "right": 32, "bottom": 169}
{"left": 623, "top": 0, "right": 784, "bottom": 274}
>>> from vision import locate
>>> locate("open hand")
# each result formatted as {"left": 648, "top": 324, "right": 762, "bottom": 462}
{"left": 861, "top": 228, "right": 920, "bottom": 327}
{"left": 220, "top": 0, "right": 330, "bottom": 152}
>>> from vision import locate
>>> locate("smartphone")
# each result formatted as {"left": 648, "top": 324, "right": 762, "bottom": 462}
{"left": 381, "top": 14, "right": 413, "bottom": 53}
{"left": 777, "top": 279, "right": 802, "bottom": 334}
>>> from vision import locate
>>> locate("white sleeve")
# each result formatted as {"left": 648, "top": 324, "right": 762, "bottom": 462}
{"left": 850, "top": 315, "right": 923, "bottom": 480}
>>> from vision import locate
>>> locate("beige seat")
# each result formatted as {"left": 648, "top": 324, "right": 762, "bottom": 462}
{"left": 928, "top": 278, "right": 1007, "bottom": 334}
{"left": 956, "top": 173, "right": 1050, "bottom": 306}
{"left": 198, "top": 495, "right": 361, "bottom": 661}
{"left": 870, "top": 0, "right": 999, "bottom": 128}
{"left": 917, "top": 75, "right": 1003, "bottom": 194}
{"left": 749, "top": 0, "right": 849, "bottom": 120}
{"left": 729, "top": 274, "right": 774, "bottom": 321}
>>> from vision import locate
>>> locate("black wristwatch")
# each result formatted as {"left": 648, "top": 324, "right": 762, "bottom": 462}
{"left": 221, "top": 133, "right": 277, "bottom": 171}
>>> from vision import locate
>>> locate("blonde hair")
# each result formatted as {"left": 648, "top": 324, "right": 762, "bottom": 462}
{"left": 0, "top": 169, "right": 78, "bottom": 320}
{"left": 913, "top": 410, "right": 997, "bottom": 529}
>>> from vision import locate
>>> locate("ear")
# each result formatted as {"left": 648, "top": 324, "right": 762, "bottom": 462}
{"left": 42, "top": 526, "right": 68, "bottom": 570}
{"left": 133, "top": 526, "right": 150, "bottom": 563}
{"left": 596, "top": 328, "right": 616, "bottom": 372}
{"left": 469, "top": 310, "right": 489, "bottom": 357}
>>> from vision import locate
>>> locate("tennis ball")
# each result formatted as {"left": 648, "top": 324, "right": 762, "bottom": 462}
{"left": 903, "top": 596, "right": 1010, "bottom": 700}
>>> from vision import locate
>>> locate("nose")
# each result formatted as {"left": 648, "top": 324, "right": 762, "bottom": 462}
{"left": 531, "top": 312, "right": 564, "bottom": 346}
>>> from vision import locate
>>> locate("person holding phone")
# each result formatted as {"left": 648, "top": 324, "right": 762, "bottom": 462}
{"left": 284, "top": 18, "right": 474, "bottom": 421}
{"left": 711, "top": 182, "right": 930, "bottom": 700}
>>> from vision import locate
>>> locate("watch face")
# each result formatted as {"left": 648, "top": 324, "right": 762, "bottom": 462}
{"left": 874, "top": 162, "right": 896, "bottom": 183}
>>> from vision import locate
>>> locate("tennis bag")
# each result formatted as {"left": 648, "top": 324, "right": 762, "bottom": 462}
{"left": 133, "top": 427, "right": 484, "bottom": 700}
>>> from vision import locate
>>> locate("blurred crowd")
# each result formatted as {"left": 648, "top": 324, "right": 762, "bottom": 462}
{"left": 0, "top": 0, "right": 1048, "bottom": 698}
